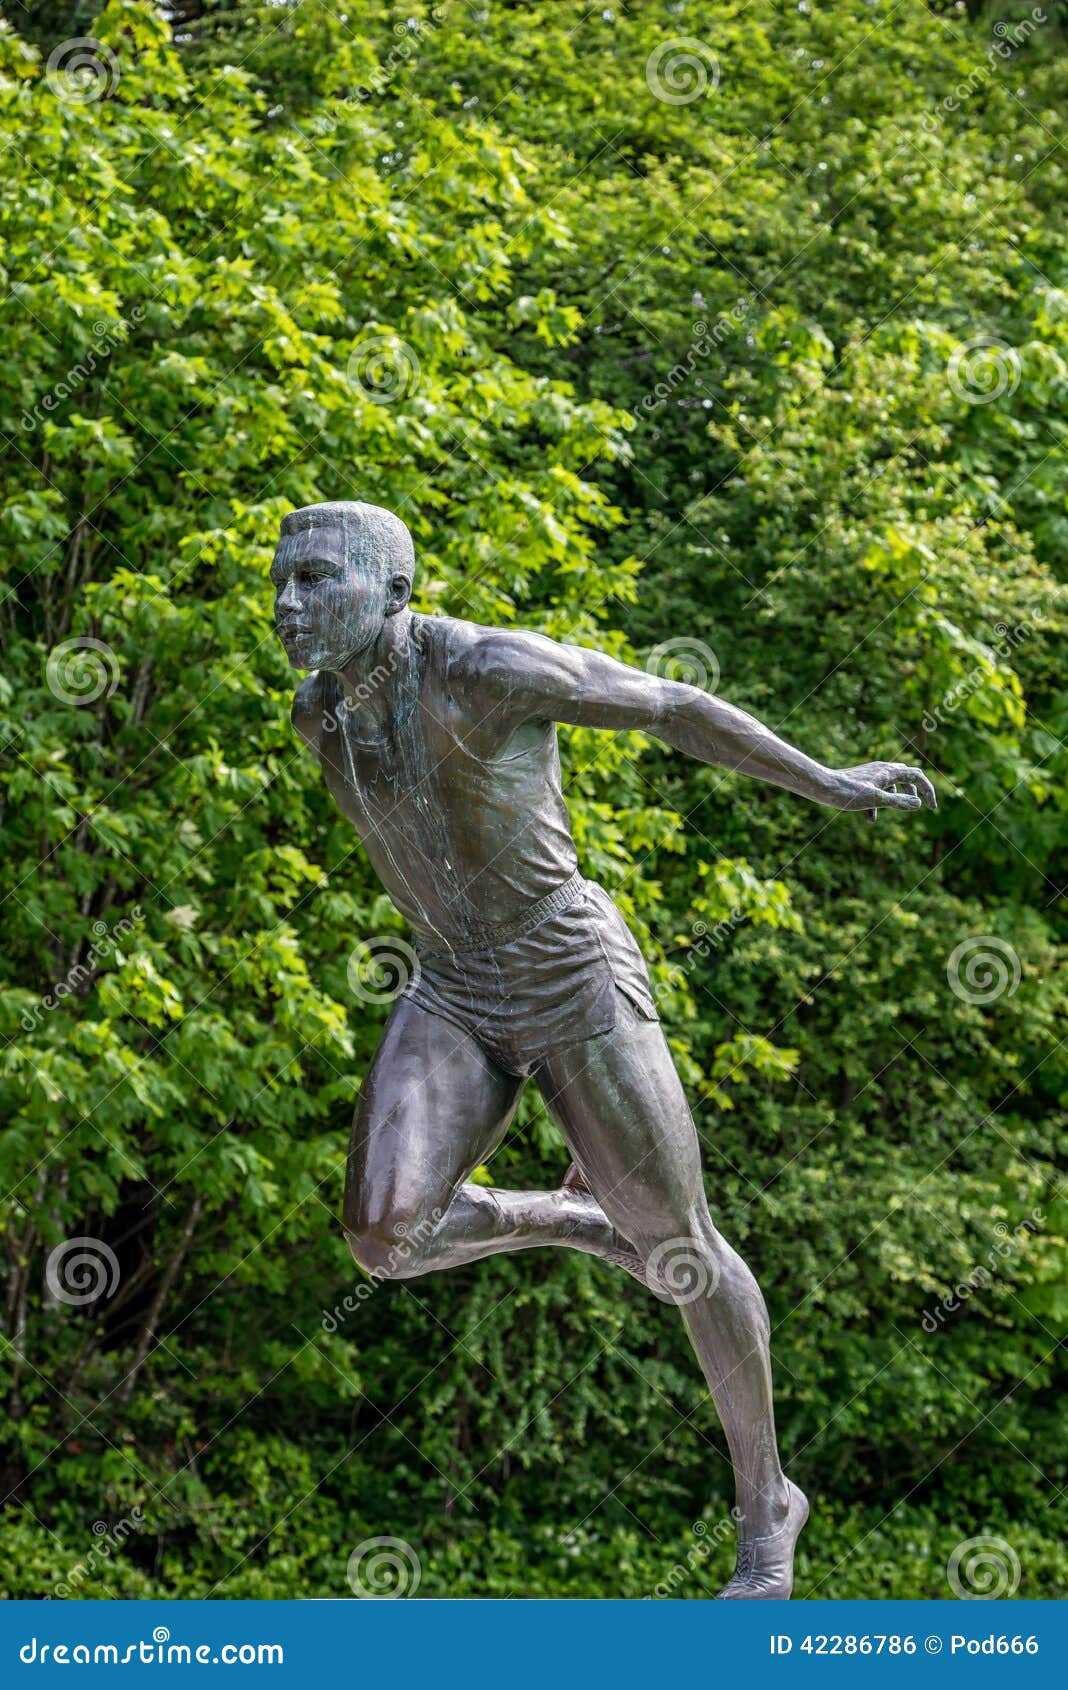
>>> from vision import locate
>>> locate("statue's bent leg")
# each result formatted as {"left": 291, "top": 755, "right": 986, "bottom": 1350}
{"left": 344, "top": 997, "right": 628, "bottom": 1279}
{"left": 534, "top": 992, "right": 793, "bottom": 1544}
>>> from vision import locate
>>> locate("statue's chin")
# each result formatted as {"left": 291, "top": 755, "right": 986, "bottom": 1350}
{"left": 320, "top": 631, "right": 383, "bottom": 672}
{"left": 282, "top": 640, "right": 321, "bottom": 671}
{"left": 287, "top": 640, "right": 363, "bottom": 672}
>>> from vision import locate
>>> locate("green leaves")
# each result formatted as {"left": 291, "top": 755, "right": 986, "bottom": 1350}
{"left": 0, "top": 0, "right": 1064, "bottom": 1601}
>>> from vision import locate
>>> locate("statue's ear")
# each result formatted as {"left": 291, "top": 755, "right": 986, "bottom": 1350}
{"left": 386, "top": 574, "right": 412, "bottom": 615}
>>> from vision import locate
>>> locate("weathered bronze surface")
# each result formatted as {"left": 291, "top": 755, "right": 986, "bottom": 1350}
{"left": 272, "top": 499, "right": 936, "bottom": 1598}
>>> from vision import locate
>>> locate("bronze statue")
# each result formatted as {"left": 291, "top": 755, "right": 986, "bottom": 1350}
{"left": 272, "top": 500, "right": 936, "bottom": 1598}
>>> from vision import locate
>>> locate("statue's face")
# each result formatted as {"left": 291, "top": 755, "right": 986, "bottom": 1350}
{"left": 271, "top": 524, "right": 387, "bottom": 670}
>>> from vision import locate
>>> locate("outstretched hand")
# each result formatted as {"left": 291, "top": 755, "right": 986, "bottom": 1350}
{"left": 832, "top": 761, "right": 938, "bottom": 821}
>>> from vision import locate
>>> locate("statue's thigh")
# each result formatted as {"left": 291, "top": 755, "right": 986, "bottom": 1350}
{"left": 535, "top": 993, "right": 704, "bottom": 1239}
{"left": 345, "top": 997, "right": 524, "bottom": 1232}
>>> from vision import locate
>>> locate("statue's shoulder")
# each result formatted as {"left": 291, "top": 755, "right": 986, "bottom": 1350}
{"left": 420, "top": 615, "right": 501, "bottom": 691}
{"left": 291, "top": 669, "right": 336, "bottom": 750}
{"left": 435, "top": 617, "right": 556, "bottom": 697}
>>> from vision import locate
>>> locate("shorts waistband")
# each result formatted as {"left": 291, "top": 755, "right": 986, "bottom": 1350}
{"left": 417, "top": 870, "right": 586, "bottom": 960}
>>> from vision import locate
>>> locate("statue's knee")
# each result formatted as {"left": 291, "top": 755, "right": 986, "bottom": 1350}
{"left": 639, "top": 1221, "right": 726, "bottom": 1304}
{"left": 345, "top": 1217, "right": 411, "bottom": 1280}
{"left": 344, "top": 1203, "right": 441, "bottom": 1281}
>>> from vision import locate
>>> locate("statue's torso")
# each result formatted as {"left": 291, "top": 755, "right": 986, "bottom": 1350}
{"left": 316, "top": 615, "right": 578, "bottom": 949}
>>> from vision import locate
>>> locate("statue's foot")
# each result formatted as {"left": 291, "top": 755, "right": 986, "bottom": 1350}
{"left": 715, "top": 1481, "right": 809, "bottom": 1600}
{"left": 562, "top": 1161, "right": 590, "bottom": 1193}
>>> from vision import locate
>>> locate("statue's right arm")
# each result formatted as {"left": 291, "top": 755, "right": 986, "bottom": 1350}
{"left": 458, "top": 628, "right": 935, "bottom": 816}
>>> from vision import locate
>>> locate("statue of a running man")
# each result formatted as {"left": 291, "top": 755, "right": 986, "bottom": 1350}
{"left": 272, "top": 500, "right": 935, "bottom": 1599}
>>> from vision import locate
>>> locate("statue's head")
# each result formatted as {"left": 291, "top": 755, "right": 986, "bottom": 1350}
{"left": 271, "top": 501, "right": 415, "bottom": 670}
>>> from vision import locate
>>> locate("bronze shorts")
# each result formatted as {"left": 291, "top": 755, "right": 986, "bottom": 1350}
{"left": 401, "top": 874, "right": 659, "bottom": 1076}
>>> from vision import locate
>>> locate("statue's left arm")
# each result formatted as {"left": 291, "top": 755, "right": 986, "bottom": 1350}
{"left": 464, "top": 629, "right": 936, "bottom": 815}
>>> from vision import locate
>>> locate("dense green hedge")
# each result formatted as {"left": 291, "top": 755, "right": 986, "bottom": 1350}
{"left": 0, "top": 0, "right": 1064, "bottom": 1599}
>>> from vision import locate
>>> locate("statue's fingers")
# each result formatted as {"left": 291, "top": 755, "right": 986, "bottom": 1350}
{"left": 865, "top": 782, "right": 917, "bottom": 811}
{"left": 891, "top": 765, "right": 937, "bottom": 808}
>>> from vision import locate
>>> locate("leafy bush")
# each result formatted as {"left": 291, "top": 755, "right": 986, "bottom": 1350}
{"left": 1, "top": 0, "right": 1064, "bottom": 1600}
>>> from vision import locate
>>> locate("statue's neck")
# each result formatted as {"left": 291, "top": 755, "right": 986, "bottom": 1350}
{"left": 329, "top": 610, "right": 414, "bottom": 741}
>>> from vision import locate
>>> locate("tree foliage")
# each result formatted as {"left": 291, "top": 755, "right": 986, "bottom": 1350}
{"left": 0, "top": 0, "right": 1065, "bottom": 1599}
